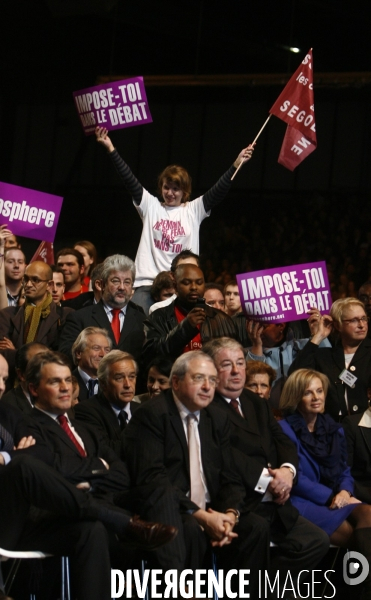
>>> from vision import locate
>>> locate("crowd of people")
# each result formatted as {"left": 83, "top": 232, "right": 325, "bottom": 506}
{"left": 1, "top": 134, "right": 371, "bottom": 600}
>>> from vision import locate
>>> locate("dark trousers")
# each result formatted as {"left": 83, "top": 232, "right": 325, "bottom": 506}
{"left": 0, "top": 455, "right": 114, "bottom": 600}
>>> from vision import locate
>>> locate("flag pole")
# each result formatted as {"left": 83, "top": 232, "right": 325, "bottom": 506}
{"left": 231, "top": 114, "right": 272, "bottom": 181}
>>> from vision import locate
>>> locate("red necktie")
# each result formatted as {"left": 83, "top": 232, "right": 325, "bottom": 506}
{"left": 111, "top": 309, "right": 121, "bottom": 344}
{"left": 230, "top": 398, "right": 243, "bottom": 418}
{"left": 57, "top": 415, "right": 86, "bottom": 456}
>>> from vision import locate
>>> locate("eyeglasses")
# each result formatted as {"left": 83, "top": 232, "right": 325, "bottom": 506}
{"left": 23, "top": 276, "right": 50, "bottom": 285}
{"left": 359, "top": 294, "right": 371, "bottom": 302}
{"left": 190, "top": 374, "right": 219, "bottom": 387}
{"left": 342, "top": 317, "right": 369, "bottom": 325}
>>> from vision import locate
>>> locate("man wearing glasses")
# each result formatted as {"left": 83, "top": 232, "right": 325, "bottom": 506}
{"left": 0, "top": 261, "right": 73, "bottom": 375}
{"left": 124, "top": 350, "right": 270, "bottom": 598}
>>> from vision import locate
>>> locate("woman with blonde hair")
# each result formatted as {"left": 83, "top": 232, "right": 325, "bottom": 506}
{"left": 279, "top": 368, "right": 371, "bottom": 599}
{"left": 289, "top": 297, "right": 371, "bottom": 420}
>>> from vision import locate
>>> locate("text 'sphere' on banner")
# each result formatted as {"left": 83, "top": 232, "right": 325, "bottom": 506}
{"left": 0, "top": 182, "right": 63, "bottom": 243}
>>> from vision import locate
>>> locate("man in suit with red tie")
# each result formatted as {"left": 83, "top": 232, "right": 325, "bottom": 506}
{"left": 59, "top": 254, "right": 146, "bottom": 362}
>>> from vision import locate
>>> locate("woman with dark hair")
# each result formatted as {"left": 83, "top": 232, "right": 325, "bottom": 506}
{"left": 134, "top": 356, "right": 172, "bottom": 403}
{"left": 95, "top": 126, "right": 254, "bottom": 314}
{"left": 279, "top": 368, "right": 371, "bottom": 599}
{"left": 74, "top": 240, "right": 98, "bottom": 289}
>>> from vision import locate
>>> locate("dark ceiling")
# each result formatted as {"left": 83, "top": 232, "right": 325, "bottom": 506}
{"left": 2, "top": 0, "right": 371, "bottom": 103}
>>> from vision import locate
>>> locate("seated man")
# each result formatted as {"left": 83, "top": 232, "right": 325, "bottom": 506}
{"left": 0, "top": 352, "right": 172, "bottom": 600}
{"left": 202, "top": 337, "right": 329, "bottom": 586}
{"left": 124, "top": 350, "right": 272, "bottom": 598}
{"left": 71, "top": 326, "right": 112, "bottom": 400}
{"left": 59, "top": 254, "right": 146, "bottom": 362}
{"left": 143, "top": 264, "right": 239, "bottom": 368}
{"left": 0, "top": 261, "right": 73, "bottom": 374}
{"left": 74, "top": 350, "right": 140, "bottom": 457}
{"left": 1, "top": 342, "right": 48, "bottom": 413}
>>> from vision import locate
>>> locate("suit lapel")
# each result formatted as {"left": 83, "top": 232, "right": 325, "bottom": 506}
{"left": 332, "top": 345, "right": 346, "bottom": 373}
{"left": 198, "top": 410, "right": 212, "bottom": 481}
{"left": 36, "top": 411, "right": 87, "bottom": 457}
{"left": 119, "top": 304, "right": 137, "bottom": 344}
{"left": 37, "top": 306, "right": 59, "bottom": 342}
{"left": 92, "top": 302, "right": 116, "bottom": 345}
{"left": 166, "top": 393, "right": 189, "bottom": 470}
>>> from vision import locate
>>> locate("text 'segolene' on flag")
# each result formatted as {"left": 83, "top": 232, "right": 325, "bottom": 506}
{"left": 269, "top": 49, "right": 316, "bottom": 171}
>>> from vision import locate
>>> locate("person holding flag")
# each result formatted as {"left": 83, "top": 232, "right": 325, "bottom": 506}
{"left": 95, "top": 126, "right": 254, "bottom": 314}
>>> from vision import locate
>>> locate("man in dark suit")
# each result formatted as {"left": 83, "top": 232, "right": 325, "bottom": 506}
{"left": 0, "top": 353, "right": 174, "bottom": 600}
{"left": 124, "top": 350, "right": 271, "bottom": 598}
{"left": 1, "top": 342, "right": 48, "bottom": 413}
{"left": 202, "top": 337, "right": 329, "bottom": 583}
{"left": 71, "top": 326, "right": 112, "bottom": 401}
{"left": 0, "top": 261, "right": 73, "bottom": 374}
{"left": 59, "top": 254, "right": 145, "bottom": 362}
{"left": 23, "top": 350, "right": 175, "bottom": 543}
{"left": 74, "top": 350, "right": 140, "bottom": 457}
{"left": 61, "top": 263, "right": 104, "bottom": 310}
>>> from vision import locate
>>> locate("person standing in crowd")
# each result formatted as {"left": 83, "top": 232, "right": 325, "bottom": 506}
{"left": 49, "top": 266, "right": 66, "bottom": 305}
{"left": 143, "top": 264, "right": 239, "bottom": 367}
{"left": 62, "top": 263, "right": 104, "bottom": 310}
{"left": 74, "top": 240, "right": 97, "bottom": 289}
{"left": 56, "top": 248, "right": 89, "bottom": 300}
{"left": 289, "top": 298, "right": 371, "bottom": 420}
{"left": 95, "top": 126, "right": 254, "bottom": 314}
{"left": 204, "top": 282, "right": 225, "bottom": 311}
{"left": 4, "top": 247, "right": 26, "bottom": 307}
{"left": 246, "top": 312, "right": 331, "bottom": 408}
{"left": 148, "top": 249, "right": 200, "bottom": 314}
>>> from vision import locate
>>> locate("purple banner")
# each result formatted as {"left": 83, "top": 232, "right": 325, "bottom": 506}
{"left": 236, "top": 261, "right": 332, "bottom": 323}
{"left": 0, "top": 182, "right": 63, "bottom": 243}
{"left": 73, "top": 76, "right": 153, "bottom": 135}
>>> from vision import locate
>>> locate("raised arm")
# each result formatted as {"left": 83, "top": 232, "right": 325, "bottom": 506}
{"left": 95, "top": 126, "right": 143, "bottom": 205}
{"left": 202, "top": 144, "right": 254, "bottom": 212}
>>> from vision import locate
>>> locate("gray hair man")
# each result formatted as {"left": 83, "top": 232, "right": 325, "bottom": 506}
{"left": 202, "top": 337, "right": 329, "bottom": 591}
{"left": 59, "top": 254, "right": 146, "bottom": 362}
{"left": 74, "top": 350, "right": 140, "bottom": 457}
{"left": 71, "top": 326, "right": 112, "bottom": 400}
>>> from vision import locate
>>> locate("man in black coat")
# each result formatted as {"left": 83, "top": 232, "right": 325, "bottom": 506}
{"left": 59, "top": 254, "right": 146, "bottom": 362}
{"left": 142, "top": 264, "right": 239, "bottom": 368}
{"left": 202, "top": 337, "right": 329, "bottom": 584}
{"left": 1, "top": 342, "right": 48, "bottom": 413}
{"left": 124, "top": 350, "right": 271, "bottom": 598}
{"left": 74, "top": 350, "right": 140, "bottom": 458}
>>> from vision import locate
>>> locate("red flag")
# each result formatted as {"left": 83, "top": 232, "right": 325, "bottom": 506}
{"left": 269, "top": 49, "right": 316, "bottom": 171}
{"left": 30, "top": 241, "right": 55, "bottom": 264}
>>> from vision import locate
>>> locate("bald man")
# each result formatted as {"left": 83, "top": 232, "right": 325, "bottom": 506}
{"left": 0, "top": 261, "right": 73, "bottom": 373}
